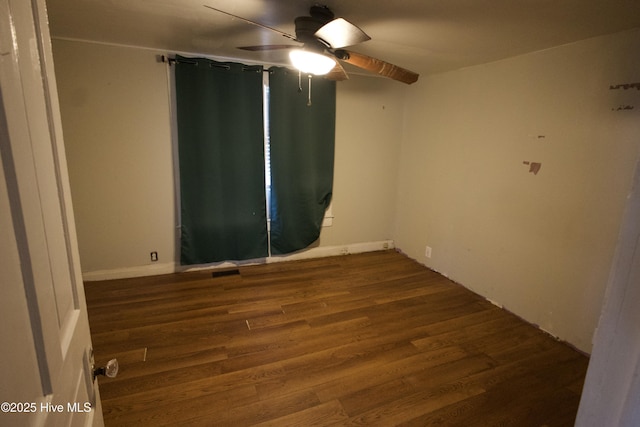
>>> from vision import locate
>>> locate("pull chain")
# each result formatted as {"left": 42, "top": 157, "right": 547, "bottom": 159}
{"left": 307, "top": 74, "right": 312, "bottom": 107}
{"left": 298, "top": 70, "right": 303, "bottom": 92}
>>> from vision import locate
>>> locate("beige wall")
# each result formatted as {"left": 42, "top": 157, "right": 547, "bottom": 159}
{"left": 54, "top": 29, "right": 640, "bottom": 352}
{"left": 53, "top": 41, "right": 176, "bottom": 274}
{"left": 322, "top": 77, "right": 405, "bottom": 246}
{"left": 395, "top": 29, "right": 640, "bottom": 352}
{"left": 52, "top": 39, "right": 403, "bottom": 275}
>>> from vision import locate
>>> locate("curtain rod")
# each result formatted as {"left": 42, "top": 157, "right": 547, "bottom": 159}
{"left": 160, "top": 55, "right": 276, "bottom": 73}
{"left": 160, "top": 55, "right": 177, "bottom": 65}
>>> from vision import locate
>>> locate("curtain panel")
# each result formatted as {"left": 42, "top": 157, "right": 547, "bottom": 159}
{"left": 175, "top": 56, "right": 268, "bottom": 264}
{"left": 268, "top": 68, "right": 336, "bottom": 255}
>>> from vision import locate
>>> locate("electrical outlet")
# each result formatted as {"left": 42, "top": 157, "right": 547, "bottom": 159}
{"left": 425, "top": 246, "right": 432, "bottom": 258}
{"left": 150, "top": 251, "right": 158, "bottom": 262}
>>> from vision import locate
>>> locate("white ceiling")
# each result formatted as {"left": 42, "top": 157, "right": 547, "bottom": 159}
{"left": 46, "top": 0, "right": 640, "bottom": 79}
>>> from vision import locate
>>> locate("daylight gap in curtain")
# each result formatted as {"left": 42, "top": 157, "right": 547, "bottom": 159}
{"left": 175, "top": 55, "right": 268, "bottom": 265}
{"left": 268, "top": 67, "right": 336, "bottom": 255}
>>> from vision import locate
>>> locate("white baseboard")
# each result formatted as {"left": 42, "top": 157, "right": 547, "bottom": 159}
{"left": 82, "top": 262, "right": 176, "bottom": 281}
{"left": 265, "top": 240, "right": 395, "bottom": 264}
{"left": 82, "top": 240, "right": 395, "bottom": 281}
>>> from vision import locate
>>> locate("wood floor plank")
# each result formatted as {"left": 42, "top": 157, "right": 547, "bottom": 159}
{"left": 101, "top": 361, "right": 287, "bottom": 420}
{"left": 252, "top": 399, "right": 349, "bottom": 427}
{"left": 314, "top": 345, "right": 471, "bottom": 403}
{"left": 86, "top": 250, "right": 589, "bottom": 426}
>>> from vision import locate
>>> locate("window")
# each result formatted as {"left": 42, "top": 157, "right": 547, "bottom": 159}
{"left": 175, "top": 58, "right": 335, "bottom": 263}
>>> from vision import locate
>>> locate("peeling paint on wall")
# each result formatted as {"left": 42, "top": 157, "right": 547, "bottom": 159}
{"left": 523, "top": 161, "right": 542, "bottom": 175}
{"left": 609, "top": 82, "right": 640, "bottom": 91}
{"left": 609, "top": 82, "right": 639, "bottom": 111}
{"left": 612, "top": 105, "right": 635, "bottom": 111}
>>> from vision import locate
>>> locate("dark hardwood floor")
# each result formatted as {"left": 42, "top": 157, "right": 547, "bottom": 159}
{"left": 86, "top": 250, "right": 588, "bottom": 426}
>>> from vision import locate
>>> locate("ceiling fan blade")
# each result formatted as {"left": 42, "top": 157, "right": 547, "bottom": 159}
{"left": 315, "top": 18, "right": 371, "bottom": 49}
{"left": 238, "top": 45, "right": 297, "bottom": 51}
{"left": 204, "top": 5, "right": 297, "bottom": 41}
{"left": 335, "top": 50, "right": 419, "bottom": 84}
{"left": 324, "top": 61, "right": 349, "bottom": 81}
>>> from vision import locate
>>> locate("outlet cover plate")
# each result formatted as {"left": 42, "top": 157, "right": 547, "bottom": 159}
{"left": 425, "top": 246, "right": 432, "bottom": 258}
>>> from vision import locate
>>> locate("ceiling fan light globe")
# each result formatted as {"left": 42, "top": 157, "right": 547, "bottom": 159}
{"left": 289, "top": 50, "right": 336, "bottom": 75}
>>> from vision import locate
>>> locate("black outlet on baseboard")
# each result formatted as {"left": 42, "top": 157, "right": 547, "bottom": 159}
{"left": 150, "top": 252, "right": 158, "bottom": 262}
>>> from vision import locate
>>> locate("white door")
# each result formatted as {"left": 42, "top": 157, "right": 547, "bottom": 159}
{"left": 0, "top": 0, "right": 104, "bottom": 426}
{"left": 575, "top": 165, "right": 640, "bottom": 424}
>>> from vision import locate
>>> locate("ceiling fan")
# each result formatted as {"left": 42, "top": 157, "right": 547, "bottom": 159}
{"left": 203, "top": 4, "right": 419, "bottom": 84}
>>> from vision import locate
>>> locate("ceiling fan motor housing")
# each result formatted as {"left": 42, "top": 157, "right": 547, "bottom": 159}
{"left": 295, "top": 16, "right": 329, "bottom": 49}
{"left": 309, "top": 5, "right": 334, "bottom": 23}
{"left": 294, "top": 5, "right": 336, "bottom": 50}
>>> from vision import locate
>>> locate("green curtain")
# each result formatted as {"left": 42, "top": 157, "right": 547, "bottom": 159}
{"left": 268, "top": 68, "right": 336, "bottom": 254}
{"left": 175, "top": 56, "right": 268, "bottom": 264}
